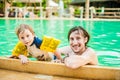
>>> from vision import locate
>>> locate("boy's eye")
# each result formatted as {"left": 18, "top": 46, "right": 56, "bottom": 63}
{"left": 27, "top": 35, "right": 29, "bottom": 37}
{"left": 21, "top": 37, "right": 24, "bottom": 39}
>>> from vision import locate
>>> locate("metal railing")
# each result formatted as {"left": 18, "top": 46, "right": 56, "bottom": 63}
{"left": 90, "top": 7, "right": 120, "bottom": 19}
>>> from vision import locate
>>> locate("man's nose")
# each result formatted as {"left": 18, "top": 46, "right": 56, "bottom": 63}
{"left": 73, "top": 39, "right": 78, "bottom": 44}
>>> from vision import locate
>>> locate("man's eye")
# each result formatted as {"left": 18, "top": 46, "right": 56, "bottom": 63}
{"left": 76, "top": 37, "right": 80, "bottom": 40}
{"left": 70, "top": 38, "right": 74, "bottom": 41}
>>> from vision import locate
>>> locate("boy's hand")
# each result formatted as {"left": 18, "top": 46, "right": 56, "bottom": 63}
{"left": 19, "top": 55, "right": 29, "bottom": 64}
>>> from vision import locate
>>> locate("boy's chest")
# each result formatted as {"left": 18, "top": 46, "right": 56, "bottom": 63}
{"left": 27, "top": 44, "right": 42, "bottom": 57}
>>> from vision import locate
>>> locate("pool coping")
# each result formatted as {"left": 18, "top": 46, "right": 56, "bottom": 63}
{"left": 0, "top": 57, "right": 120, "bottom": 80}
{"left": 0, "top": 17, "right": 120, "bottom": 21}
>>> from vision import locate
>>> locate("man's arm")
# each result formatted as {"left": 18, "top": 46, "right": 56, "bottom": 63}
{"left": 64, "top": 48, "right": 98, "bottom": 69}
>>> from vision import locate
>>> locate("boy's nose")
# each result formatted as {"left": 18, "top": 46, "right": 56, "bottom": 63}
{"left": 24, "top": 37, "right": 29, "bottom": 41}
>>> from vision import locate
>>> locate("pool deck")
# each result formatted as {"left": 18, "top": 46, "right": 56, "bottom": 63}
{"left": 0, "top": 69, "right": 82, "bottom": 80}
{"left": 0, "top": 57, "right": 120, "bottom": 80}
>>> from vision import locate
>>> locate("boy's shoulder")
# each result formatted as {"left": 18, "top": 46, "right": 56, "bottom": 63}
{"left": 16, "top": 41, "right": 25, "bottom": 47}
{"left": 34, "top": 36, "right": 42, "bottom": 42}
{"left": 32, "top": 37, "right": 42, "bottom": 48}
{"left": 17, "top": 41, "right": 25, "bottom": 46}
{"left": 14, "top": 41, "right": 27, "bottom": 51}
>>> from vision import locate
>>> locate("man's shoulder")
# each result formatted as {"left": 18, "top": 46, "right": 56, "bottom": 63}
{"left": 87, "top": 47, "right": 96, "bottom": 53}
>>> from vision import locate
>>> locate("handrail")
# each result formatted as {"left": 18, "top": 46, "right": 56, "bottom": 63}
{"left": 90, "top": 7, "right": 120, "bottom": 19}
{"left": 96, "top": 8, "right": 120, "bottom": 10}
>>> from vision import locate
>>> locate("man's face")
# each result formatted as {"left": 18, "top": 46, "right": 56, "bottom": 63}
{"left": 69, "top": 30, "right": 87, "bottom": 54}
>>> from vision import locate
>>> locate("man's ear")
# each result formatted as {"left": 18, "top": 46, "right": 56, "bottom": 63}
{"left": 85, "top": 37, "right": 88, "bottom": 43}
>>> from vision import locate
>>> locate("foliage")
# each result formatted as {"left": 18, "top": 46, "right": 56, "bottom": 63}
{"left": 12, "top": 2, "right": 25, "bottom": 7}
{"left": 64, "top": 0, "right": 72, "bottom": 8}
{"left": 42, "top": 0, "right": 46, "bottom": 10}
{"left": 0, "top": 1, "right": 4, "bottom": 8}
{"left": 74, "top": 7, "right": 80, "bottom": 15}
{"left": 7, "top": 0, "right": 13, "bottom": 4}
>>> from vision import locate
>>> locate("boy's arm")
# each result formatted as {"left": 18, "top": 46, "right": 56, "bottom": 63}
{"left": 54, "top": 49, "right": 62, "bottom": 60}
{"left": 39, "top": 36, "right": 61, "bottom": 60}
{"left": 11, "top": 42, "right": 29, "bottom": 64}
{"left": 18, "top": 55, "right": 29, "bottom": 64}
{"left": 12, "top": 41, "right": 28, "bottom": 57}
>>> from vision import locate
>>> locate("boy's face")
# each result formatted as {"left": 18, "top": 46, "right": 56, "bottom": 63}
{"left": 69, "top": 30, "right": 87, "bottom": 54}
{"left": 18, "top": 29, "right": 34, "bottom": 46}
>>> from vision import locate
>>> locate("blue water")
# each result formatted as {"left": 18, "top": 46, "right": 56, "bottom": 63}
{"left": 0, "top": 19, "right": 120, "bottom": 67}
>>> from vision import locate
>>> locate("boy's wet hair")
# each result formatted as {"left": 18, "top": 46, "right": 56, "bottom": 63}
{"left": 68, "top": 26, "right": 90, "bottom": 46}
{"left": 15, "top": 24, "right": 35, "bottom": 38}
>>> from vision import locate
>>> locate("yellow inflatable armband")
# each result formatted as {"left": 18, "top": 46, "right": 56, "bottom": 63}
{"left": 40, "top": 36, "right": 60, "bottom": 52}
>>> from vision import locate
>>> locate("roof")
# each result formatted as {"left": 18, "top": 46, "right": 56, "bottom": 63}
{"left": 70, "top": 0, "right": 118, "bottom": 5}
{"left": 13, "top": 0, "right": 42, "bottom": 2}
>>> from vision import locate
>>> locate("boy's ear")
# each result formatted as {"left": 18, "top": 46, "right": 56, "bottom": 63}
{"left": 33, "top": 34, "right": 35, "bottom": 36}
{"left": 18, "top": 36, "right": 20, "bottom": 40}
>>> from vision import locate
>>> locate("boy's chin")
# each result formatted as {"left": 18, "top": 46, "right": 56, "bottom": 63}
{"left": 25, "top": 43, "right": 31, "bottom": 46}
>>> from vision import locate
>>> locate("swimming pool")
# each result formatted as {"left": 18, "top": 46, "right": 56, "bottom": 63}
{"left": 0, "top": 19, "right": 120, "bottom": 67}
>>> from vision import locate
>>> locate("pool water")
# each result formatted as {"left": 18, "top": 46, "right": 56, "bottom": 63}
{"left": 0, "top": 19, "right": 120, "bottom": 67}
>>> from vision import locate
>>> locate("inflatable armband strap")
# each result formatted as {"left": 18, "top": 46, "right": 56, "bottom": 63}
{"left": 40, "top": 36, "right": 60, "bottom": 52}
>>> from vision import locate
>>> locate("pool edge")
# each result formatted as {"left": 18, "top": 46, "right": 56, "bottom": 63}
{"left": 0, "top": 57, "right": 119, "bottom": 80}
